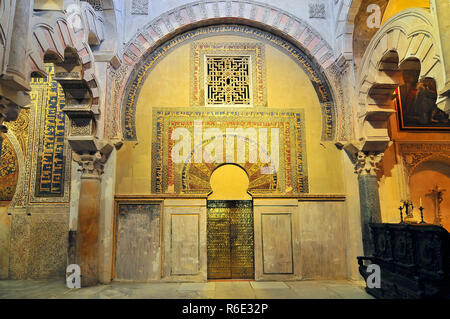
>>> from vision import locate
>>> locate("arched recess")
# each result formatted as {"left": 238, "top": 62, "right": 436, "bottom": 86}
{"left": 408, "top": 158, "right": 450, "bottom": 229}
{"left": 0, "top": 99, "right": 29, "bottom": 207}
{"left": 108, "top": 0, "right": 346, "bottom": 142}
{"left": 209, "top": 163, "right": 251, "bottom": 200}
{"left": 180, "top": 133, "right": 279, "bottom": 195}
{"left": 356, "top": 8, "right": 444, "bottom": 151}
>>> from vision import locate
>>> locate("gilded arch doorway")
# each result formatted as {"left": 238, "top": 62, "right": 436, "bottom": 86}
{"left": 207, "top": 164, "right": 254, "bottom": 279}
{"left": 207, "top": 200, "right": 254, "bottom": 279}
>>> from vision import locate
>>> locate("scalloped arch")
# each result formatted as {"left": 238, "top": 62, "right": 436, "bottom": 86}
{"left": 28, "top": 5, "right": 104, "bottom": 108}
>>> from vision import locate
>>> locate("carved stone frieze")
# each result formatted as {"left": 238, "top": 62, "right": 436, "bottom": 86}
{"left": 131, "top": 0, "right": 149, "bottom": 15}
{"left": 399, "top": 143, "right": 450, "bottom": 175}
{"left": 309, "top": 2, "right": 326, "bottom": 19}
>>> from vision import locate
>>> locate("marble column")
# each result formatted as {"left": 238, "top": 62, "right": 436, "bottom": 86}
{"left": 73, "top": 151, "right": 109, "bottom": 287}
{"left": 354, "top": 151, "right": 383, "bottom": 256}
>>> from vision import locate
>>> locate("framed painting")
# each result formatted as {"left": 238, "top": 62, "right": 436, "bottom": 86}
{"left": 396, "top": 77, "right": 450, "bottom": 131}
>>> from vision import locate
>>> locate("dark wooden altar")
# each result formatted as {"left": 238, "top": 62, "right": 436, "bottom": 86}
{"left": 357, "top": 223, "right": 450, "bottom": 298}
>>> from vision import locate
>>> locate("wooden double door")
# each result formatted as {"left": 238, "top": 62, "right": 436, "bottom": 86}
{"left": 207, "top": 200, "right": 254, "bottom": 279}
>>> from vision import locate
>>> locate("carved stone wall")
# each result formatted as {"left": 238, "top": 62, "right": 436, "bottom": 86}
{"left": 83, "top": 0, "right": 103, "bottom": 11}
{"left": 4, "top": 65, "right": 72, "bottom": 279}
{"left": 8, "top": 209, "right": 68, "bottom": 279}
{"left": 309, "top": 2, "right": 326, "bottom": 19}
{"left": 131, "top": 0, "right": 149, "bottom": 15}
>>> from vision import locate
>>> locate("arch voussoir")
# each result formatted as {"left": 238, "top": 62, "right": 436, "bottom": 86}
{"left": 112, "top": 0, "right": 346, "bottom": 142}
{"left": 25, "top": 1, "right": 110, "bottom": 163}
{"left": 357, "top": 8, "right": 444, "bottom": 152}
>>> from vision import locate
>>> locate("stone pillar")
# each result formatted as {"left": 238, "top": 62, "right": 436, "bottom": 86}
{"left": 354, "top": 151, "right": 383, "bottom": 256}
{"left": 6, "top": 0, "right": 33, "bottom": 86}
{"left": 73, "top": 149, "right": 112, "bottom": 287}
{"left": 0, "top": 0, "right": 33, "bottom": 154}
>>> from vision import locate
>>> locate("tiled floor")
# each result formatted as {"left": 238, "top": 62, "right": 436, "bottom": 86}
{"left": 0, "top": 279, "right": 374, "bottom": 299}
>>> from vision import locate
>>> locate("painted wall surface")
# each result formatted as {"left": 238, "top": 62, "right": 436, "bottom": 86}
{"left": 115, "top": 34, "right": 344, "bottom": 196}
{"left": 34, "top": 0, "right": 63, "bottom": 10}
{"left": 209, "top": 165, "right": 251, "bottom": 200}
{"left": 378, "top": 144, "right": 402, "bottom": 224}
{"left": 381, "top": 0, "right": 430, "bottom": 24}
{"left": 380, "top": 155, "right": 450, "bottom": 231}
{"left": 410, "top": 161, "right": 450, "bottom": 229}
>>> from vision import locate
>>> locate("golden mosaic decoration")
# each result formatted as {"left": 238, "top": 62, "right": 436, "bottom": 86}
{"left": 151, "top": 107, "right": 308, "bottom": 195}
{"left": 0, "top": 135, "right": 19, "bottom": 201}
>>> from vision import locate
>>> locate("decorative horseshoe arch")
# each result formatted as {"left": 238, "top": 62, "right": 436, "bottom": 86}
{"left": 3, "top": 2, "right": 107, "bottom": 207}
{"left": 108, "top": 0, "right": 346, "bottom": 142}
{"left": 356, "top": 8, "right": 444, "bottom": 151}
{"left": 334, "top": 0, "right": 364, "bottom": 63}
{"left": 28, "top": 4, "right": 104, "bottom": 118}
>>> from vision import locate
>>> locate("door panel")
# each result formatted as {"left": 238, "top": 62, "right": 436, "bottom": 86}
{"left": 170, "top": 214, "right": 199, "bottom": 275}
{"left": 262, "top": 214, "right": 293, "bottom": 274}
{"left": 207, "top": 200, "right": 254, "bottom": 279}
{"left": 115, "top": 203, "right": 161, "bottom": 281}
{"left": 207, "top": 217, "right": 231, "bottom": 279}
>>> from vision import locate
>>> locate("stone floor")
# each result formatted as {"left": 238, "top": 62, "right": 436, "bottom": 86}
{"left": 0, "top": 279, "right": 374, "bottom": 299}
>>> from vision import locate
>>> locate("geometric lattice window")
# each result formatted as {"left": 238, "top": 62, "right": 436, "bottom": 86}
{"left": 206, "top": 56, "right": 251, "bottom": 106}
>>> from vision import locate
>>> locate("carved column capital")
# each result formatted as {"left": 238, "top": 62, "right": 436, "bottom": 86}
{"left": 72, "top": 141, "right": 115, "bottom": 179}
{"left": 354, "top": 151, "right": 384, "bottom": 176}
{"left": 73, "top": 152, "right": 106, "bottom": 179}
{"left": 338, "top": 142, "right": 385, "bottom": 176}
